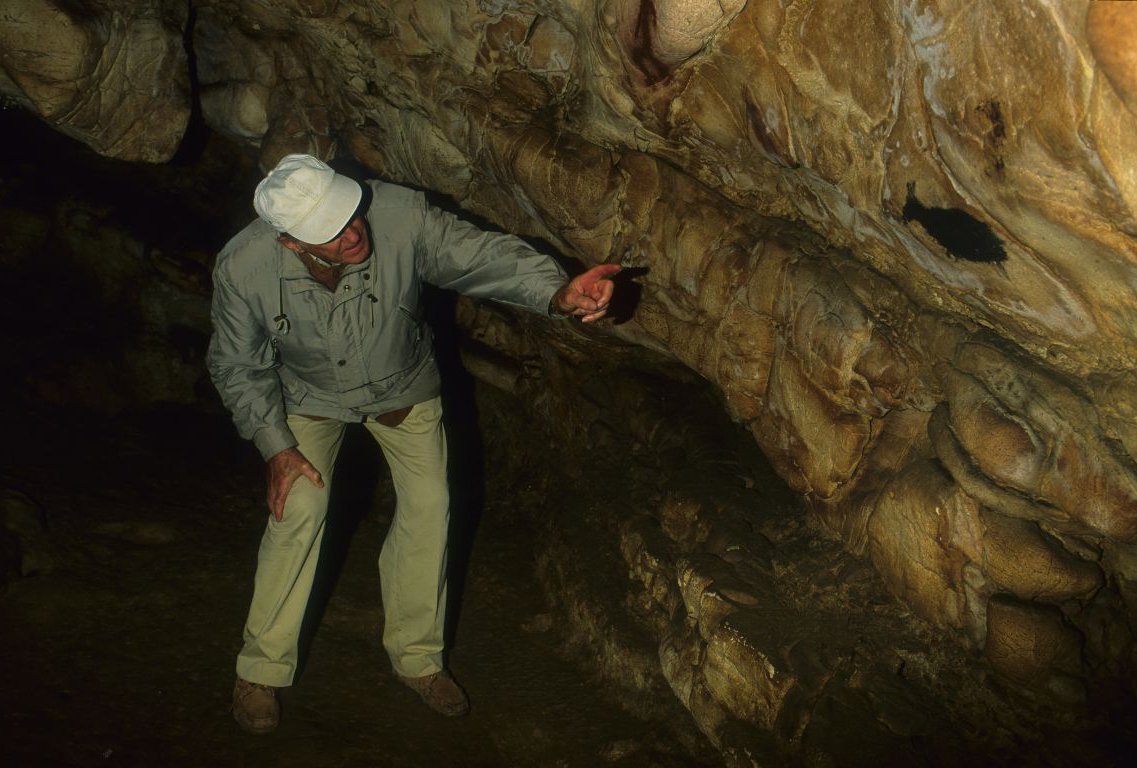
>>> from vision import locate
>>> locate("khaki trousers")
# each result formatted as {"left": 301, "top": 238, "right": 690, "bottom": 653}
{"left": 236, "top": 397, "right": 450, "bottom": 686}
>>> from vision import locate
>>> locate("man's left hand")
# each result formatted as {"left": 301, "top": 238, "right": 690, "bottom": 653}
{"left": 552, "top": 263, "right": 621, "bottom": 323}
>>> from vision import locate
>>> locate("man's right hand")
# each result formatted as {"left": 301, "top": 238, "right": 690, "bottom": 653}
{"left": 266, "top": 447, "right": 324, "bottom": 521}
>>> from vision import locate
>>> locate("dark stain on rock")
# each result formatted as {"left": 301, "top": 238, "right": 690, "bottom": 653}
{"left": 976, "top": 100, "right": 1006, "bottom": 174}
{"left": 903, "top": 182, "right": 1007, "bottom": 263}
{"left": 744, "top": 95, "right": 796, "bottom": 168}
{"left": 630, "top": 0, "right": 671, "bottom": 85}
{"left": 977, "top": 100, "right": 1006, "bottom": 143}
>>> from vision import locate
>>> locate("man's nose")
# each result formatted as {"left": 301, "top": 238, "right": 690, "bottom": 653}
{"left": 340, "top": 223, "right": 360, "bottom": 246}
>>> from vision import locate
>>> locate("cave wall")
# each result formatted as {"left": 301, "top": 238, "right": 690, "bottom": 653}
{"left": 4, "top": 0, "right": 1137, "bottom": 748}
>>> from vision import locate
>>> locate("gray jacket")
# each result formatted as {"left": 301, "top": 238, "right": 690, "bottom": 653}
{"left": 207, "top": 180, "right": 567, "bottom": 459}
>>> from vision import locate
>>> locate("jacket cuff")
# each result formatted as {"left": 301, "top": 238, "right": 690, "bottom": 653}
{"left": 253, "top": 424, "right": 299, "bottom": 462}
{"left": 545, "top": 285, "right": 569, "bottom": 319}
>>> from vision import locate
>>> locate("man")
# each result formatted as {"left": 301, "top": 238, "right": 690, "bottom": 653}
{"left": 207, "top": 153, "right": 617, "bottom": 734}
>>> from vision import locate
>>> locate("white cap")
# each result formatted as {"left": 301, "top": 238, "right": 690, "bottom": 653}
{"left": 253, "top": 154, "right": 363, "bottom": 244}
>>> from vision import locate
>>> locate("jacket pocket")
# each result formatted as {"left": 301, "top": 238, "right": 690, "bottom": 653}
{"left": 397, "top": 304, "right": 424, "bottom": 345}
{"left": 280, "top": 373, "right": 309, "bottom": 406}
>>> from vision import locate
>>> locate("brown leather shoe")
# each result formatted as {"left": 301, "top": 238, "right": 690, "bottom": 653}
{"left": 232, "top": 678, "right": 280, "bottom": 734}
{"left": 397, "top": 670, "right": 470, "bottom": 717}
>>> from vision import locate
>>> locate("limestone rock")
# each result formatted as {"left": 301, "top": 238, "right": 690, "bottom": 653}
{"left": 866, "top": 460, "right": 978, "bottom": 632}
{"left": 1088, "top": 1, "right": 1137, "bottom": 116}
{"left": 701, "top": 610, "right": 797, "bottom": 730}
{"left": 985, "top": 594, "right": 1086, "bottom": 702}
{"left": 980, "top": 511, "right": 1103, "bottom": 604}
{"left": 937, "top": 342, "right": 1137, "bottom": 542}
{"left": 0, "top": 0, "right": 189, "bottom": 162}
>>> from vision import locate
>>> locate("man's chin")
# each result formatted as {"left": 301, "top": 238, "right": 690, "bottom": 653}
{"left": 341, "top": 244, "right": 370, "bottom": 263}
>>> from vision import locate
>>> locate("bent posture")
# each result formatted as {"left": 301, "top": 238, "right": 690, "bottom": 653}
{"left": 208, "top": 154, "right": 617, "bottom": 733}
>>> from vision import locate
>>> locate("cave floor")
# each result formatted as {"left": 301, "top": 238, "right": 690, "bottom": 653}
{"left": 0, "top": 405, "right": 713, "bottom": 768}
{"left": 2, "top": 395, "right": 1134, "bottom": 768}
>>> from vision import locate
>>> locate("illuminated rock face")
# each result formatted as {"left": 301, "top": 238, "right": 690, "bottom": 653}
{"left": 6, "top": 0, "right": 1137, "bottom": 748}
{"left": 0, "top": 0, "right": 190, "bottom": 162}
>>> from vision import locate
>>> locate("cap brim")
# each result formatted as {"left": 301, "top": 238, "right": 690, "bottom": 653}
{"left": 288, "top": 176, "right": 363, "bottom": 244}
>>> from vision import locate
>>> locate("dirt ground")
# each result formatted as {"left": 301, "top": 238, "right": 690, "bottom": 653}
{"left": 0, "top": 402, "right": 716, "bottom": 768}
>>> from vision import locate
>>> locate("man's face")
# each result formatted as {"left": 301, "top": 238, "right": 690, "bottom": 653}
{"left": 284, "top": 216, "right": 371, "bottom": 265}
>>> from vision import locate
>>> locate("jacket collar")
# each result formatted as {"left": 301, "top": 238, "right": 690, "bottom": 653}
{"left": 280, "top": 243, "right": 374, "bottom": 293}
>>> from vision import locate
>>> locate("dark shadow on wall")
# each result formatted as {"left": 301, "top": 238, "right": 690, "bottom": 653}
{"left": 171, "top": 0, "right": 210, "bottom": 166}
{"left": 428, "top": 286, "right": 487, "bottom": 654}
{"left": 606, "top": 266, "right": 647, "bottom": 324}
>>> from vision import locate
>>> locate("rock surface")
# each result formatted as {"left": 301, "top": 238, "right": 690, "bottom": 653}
{"left": 5, "top": 0, "right": 1137, "bottom": 759}
{"left": 0, "top": 0, "right": 190, "bottom": 162}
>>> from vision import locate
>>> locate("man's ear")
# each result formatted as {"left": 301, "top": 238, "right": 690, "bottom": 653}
{"left": 277, "top": 235, "right": 303, "bottom": 255}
